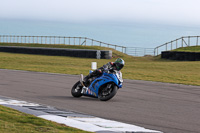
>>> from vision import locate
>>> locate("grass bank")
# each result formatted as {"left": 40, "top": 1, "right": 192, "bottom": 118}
{"left": 173, "top": 46, "right": 200, "bottom": 52}
{"left": 0, "top": 43, "right": 200, "bottom": 86}
{"left": 0, "top": 105, "right": 90, "bottom": 133}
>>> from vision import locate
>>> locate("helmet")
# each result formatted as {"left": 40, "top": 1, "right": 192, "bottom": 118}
{"left": 114, "top": 58, "right": 125, "bottom": 71}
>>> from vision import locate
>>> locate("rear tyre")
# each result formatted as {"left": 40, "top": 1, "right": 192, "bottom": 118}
{"left": 98, "top": 83, "right": 118, "bottom": 101}
{"left": 71, "top": 81, "right": 83, "bottom": 97}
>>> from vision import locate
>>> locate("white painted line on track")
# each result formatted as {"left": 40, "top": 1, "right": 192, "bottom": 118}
{"left": 39, "top": 115, "right": 104, "bottom": 132}
{"left": 0, "top": 96, "right": 162, "bottom": 133}
{"left": 39, "top": 115, "right": 161, "bottom": 132}
{"left": 0, "top": 99, "right": 40, "bottom": 106}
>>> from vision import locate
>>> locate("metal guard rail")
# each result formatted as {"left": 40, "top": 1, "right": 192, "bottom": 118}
{"left": 154, "top": 36, "right": 200, "bottom": 56}
{"left": 0, "top": 35, "right": 127, "bottom": 53}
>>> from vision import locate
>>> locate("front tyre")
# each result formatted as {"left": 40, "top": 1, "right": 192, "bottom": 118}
{"left": 98, "top": 83, "right": 118, "bottom": 101}
{"left": 71, "top": 81, "right": 83, "bottom": 97}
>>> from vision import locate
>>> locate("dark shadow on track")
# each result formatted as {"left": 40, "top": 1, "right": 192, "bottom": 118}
{"left": 42, "top": 95, "right": 100, "bottom": 101}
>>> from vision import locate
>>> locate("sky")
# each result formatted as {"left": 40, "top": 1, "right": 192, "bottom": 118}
{"left": 1, "top": 0, "right": 200, "bottom": 26}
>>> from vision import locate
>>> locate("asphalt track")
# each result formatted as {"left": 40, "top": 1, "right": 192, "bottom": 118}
{"left": 0, "top": 69, "right": 200, "bottom": 133}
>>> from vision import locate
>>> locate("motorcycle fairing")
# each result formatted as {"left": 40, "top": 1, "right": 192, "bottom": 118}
{"left": 84, "top": 72, "right": 121, "bottom": 97}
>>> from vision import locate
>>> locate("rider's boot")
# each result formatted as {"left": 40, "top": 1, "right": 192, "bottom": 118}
{"left": 80, "top": 74, "right": 89, "bottom": 94}
{"left": 80, "top": 70, "right": 99, "bottom": 87}
{"left": 80, "top": 74, "right": 85, "bottom": 87}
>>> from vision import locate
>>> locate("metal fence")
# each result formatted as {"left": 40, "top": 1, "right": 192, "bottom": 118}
{"left": 0, "top": 35, "right": 126, "bottom": 53}
{"left": 0, "top": 35, "right": 157, "bottom": 56}
{"left": 2, "top": 35, "right": 200, "bottom": 57}
{"left": 126, "top": 47, "right": 155, "bottom": 56}
{"left": 154, "top": 36, "right": 200, "bottom": 56}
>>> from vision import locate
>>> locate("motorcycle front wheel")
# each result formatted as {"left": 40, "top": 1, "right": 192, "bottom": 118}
{"left": 98, "top": 83, "right": 118, "bottom": 101}
{"left": 71, "top": 81, "right": 83, "bottom": 97}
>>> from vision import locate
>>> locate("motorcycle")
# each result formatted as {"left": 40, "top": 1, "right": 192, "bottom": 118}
{"left": 71, "top": 67, "right": 123, "bottom": 101}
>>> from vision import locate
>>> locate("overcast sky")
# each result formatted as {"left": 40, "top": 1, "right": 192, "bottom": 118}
{"left": 1, "top": 0, "right": 200, "bottom": 26}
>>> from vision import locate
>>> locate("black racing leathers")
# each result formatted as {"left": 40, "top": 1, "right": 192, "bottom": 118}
{"left": 84, "top": 62, "right": 116, "bottom": 86}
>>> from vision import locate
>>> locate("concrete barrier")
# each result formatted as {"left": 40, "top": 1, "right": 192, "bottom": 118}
{"left": 161, "top": 51, "right": 200, "bottom": 61}
{"left": 0, "top": 46, "right": 112, "bottom": 59}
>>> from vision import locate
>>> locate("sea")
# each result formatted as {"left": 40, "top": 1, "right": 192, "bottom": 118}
{"left": 1, "top": 19, "right": 200, "bottom": 55}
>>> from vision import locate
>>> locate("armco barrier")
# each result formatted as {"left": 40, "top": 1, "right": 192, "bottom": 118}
{"left": 0, "top": 46, "right": 112, "bottom": 59}
{"left": 161, "top": 51, "right": 200, "bottom": 61}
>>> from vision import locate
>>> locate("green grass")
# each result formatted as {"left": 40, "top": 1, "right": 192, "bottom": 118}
{"left": 0, "top": 43, "right": 200, "bottom": 86}
{"left": 173, "top": 46, "right": 200, "bottom": 52}
{"left": 0, "top": 43, "right": 107, "bottom": 50}
{"left": 0, "top": 105, "right": 90, "bottom": 133}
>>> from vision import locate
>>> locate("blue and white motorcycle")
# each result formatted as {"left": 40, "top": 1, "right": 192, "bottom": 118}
{"left": 71, "top": 67, "right": 123, "bottom": 101}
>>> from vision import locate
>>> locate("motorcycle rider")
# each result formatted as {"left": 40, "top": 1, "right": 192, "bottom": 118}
{"left": 80, "top": 58, "right": 125, "bottom": 87}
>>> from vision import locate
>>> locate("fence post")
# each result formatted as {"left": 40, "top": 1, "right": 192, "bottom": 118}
{"left": 197, "top": 37, "right": 199, "bottom": 46}
{"left": 69, "top": 37, "right": 70, "bottom": 45}
{"left": 171, "top": 41, "right": 172, "bottom": 50}
{"left": 16, "top": 36, "right": 18, "bottom": 43}
{"left": 25, "top": 36, "right": 27, "bottom": 43}
{"left": 41, "top": 36, "right": 43, "bottom": 44}
{"left": 188, "top": 36, "right": 190, "bottom": 46}
{"left": 157, "top": 48, "right": 158, "bottom": 56}
{"left": 182, "top": 37, "right": 183, "bottom": 47}
{"left": 85, "top": 38, "right": 87, "bottom": 46}
{"left": 36, "top": 36, "right": 38, "bottom": 43}
{"left": 166, "top": 44, "right": 167, "bottom": 51}
{"left": 54, "top": 36, "right": 56, "bottom": 45}
{"left": 45, "top": 36, "right": 47, "bottom": 44}
{"left": 79, "top": 37, "right": 81, "bottom": 45}
{"left": 50, "top": 36, "right": 52, "bottom": 44}
{"left": 33, "top": 36, "right": 34, "bottom": 43}
{"left": 74, "top": 37, "right": 75, "bottom": 45}
{"left": 176, "top": 39, "right": 178, "bottom": 48}
{"left": 13, "top": 35, "right": 15, "bottom": 43}
{"left": 29, "top": 36, "right": 31, "bottom": 43}
{"left": 92, "top": 39, "right": 93, "bottom": 46}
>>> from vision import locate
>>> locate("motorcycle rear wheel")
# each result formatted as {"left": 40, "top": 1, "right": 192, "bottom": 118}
{"left": 98, "top": 83, "right": 118, "bottom": 101}
{"left": 71, "top": 81, "right": 83, "bottom": 97}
